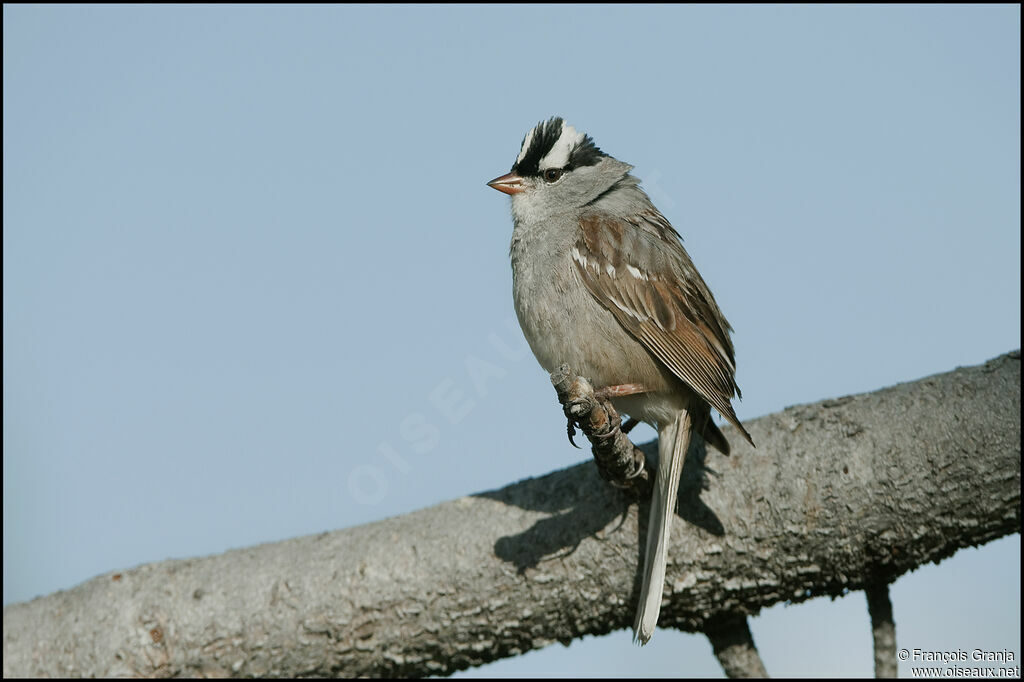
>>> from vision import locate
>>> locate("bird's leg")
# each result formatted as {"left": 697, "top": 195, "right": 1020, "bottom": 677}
{"left": 589, "top": 384, "right": 648, "bottom": 441}
{"left": 588, "top": 385, "right": 645, "bottom": 440}
{"left": 593, "top": 383, "right": 650, "bottom": 400}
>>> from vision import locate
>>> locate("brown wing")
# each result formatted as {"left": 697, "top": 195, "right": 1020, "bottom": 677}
{"left": 574, "top": 211, "right": 754, "bottom": 446}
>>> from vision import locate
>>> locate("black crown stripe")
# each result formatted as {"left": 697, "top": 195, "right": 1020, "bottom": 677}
{"left": 511, "top": 116, "right": 606, "bottom": 177}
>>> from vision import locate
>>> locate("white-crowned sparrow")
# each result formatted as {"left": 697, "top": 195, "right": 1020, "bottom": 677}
{"left": 488, "top": 117, "right": 754, "bottom": 644}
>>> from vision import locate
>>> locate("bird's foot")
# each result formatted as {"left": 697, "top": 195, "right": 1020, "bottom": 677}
{"left": 568, "top": 384, "right": 647, "bottom": 443}
{"left": 549, "top": 365, "right": 653, "bottom": 495}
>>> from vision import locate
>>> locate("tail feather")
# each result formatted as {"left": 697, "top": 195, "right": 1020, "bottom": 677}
{"left": 633, "top": 409, "right": 692, "bottom": 645}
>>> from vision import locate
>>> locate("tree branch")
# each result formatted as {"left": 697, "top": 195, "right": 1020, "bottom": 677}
{"left": 704, "top": 612, "right": 769, "bottom": 678}
{"left": 3, "top": 352, "right": 1020, "bottom": 678}
{"left": 866, "top": 581, "right": 897, "bottom": 678}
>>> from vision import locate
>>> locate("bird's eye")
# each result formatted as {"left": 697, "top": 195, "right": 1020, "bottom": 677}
{"left": 543, "top": 168, "right": 564, "bottom": 183}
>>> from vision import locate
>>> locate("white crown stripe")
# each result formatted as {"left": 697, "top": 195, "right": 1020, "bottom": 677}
{"left": 515, "top": 128, "right": 536, "bottom": 165}
{"left": 538, "top": 122, "right": 585, "bottom": 171}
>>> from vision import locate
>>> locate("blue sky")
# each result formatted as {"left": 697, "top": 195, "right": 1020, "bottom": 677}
{"left": 3, "top": 5, "right": 1019, "bottom": 677}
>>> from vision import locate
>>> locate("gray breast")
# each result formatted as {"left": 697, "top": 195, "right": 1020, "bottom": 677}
{"left": 509, "top": 217, "right": 672, "bottom": 396}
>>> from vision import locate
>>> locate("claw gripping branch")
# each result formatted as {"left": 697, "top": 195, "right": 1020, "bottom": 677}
{"left": 549, "top": 364, "right": 653, "bottom": 495}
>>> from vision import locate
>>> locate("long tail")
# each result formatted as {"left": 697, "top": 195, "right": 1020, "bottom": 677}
{"left": 633, "top": 408, "right": 692, "bottom": 645}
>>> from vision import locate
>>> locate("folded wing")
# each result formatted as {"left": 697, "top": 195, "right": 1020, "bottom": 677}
{"left": 573, "top": 211, "right": 754, "bottom": 446}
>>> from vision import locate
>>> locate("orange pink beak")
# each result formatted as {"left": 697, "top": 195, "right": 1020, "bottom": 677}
{"left": 487, "top": 172, "right": 524, "bottom": 195}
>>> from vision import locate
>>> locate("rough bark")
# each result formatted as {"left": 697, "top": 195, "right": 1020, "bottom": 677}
{"left": 3, "top": 352, "right": 1020, "bottom": 678}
